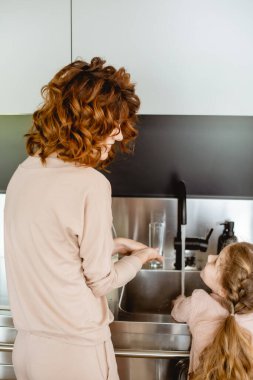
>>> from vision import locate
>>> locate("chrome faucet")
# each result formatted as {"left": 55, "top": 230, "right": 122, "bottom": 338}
{"left": 174, "top": 180, "right": 213, "bottom": 269}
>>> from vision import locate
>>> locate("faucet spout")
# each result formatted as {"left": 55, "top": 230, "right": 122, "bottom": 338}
{"left": 178, "top": 181, "right": 187, "bottom": 227}
{"left": 174, "top": 180, "right": 213, "bottom": 269}
{"left": 175, "top": 180, "right": 187, "bottom": 270}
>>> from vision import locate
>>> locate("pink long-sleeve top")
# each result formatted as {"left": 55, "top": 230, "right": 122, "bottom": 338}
{"left": 4, "top": 155, "right": 142, "bottom": 345}
{"left": 171, "top": 289, "right": 253, "bottom": 374}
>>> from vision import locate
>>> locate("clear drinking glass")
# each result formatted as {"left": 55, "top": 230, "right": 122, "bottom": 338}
{"left": 148, "top": 221, "right": 165, "bottom": 268}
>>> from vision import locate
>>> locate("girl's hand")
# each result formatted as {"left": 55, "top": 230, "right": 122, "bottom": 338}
{"left": 112, "top": 237, "right": 147, "bottom": 255}
{"left": 172, "top": 294, "right": 186, "bottom": 306}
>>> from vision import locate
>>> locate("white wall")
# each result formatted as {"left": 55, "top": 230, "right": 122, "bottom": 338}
{"left": 73, "top": 0, "right": 253, "bottom": 115}
{"left": 0, "top": 0, "right": 71, "bottom": 115}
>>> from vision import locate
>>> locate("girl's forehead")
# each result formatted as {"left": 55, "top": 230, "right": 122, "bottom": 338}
{"left": 218, "top": 247, "right": 229, "bottom": 265}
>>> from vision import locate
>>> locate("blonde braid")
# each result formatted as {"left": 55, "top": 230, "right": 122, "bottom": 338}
{"left": 223, "top": 244, "right": 253, "bottom": 315}
{"left": 190, "top": 242, "right": 253, "bottom": 380}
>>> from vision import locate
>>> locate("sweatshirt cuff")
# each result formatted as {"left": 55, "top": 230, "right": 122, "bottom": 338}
{"left": 119, "top": 255, "right": 143, "bottom": 272}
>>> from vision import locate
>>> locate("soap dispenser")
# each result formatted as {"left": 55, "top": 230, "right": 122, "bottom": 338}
{"left": 217, "top": 221, "right": 238, "bottom": 254}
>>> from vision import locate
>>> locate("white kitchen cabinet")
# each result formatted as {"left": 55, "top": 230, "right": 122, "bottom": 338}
{"left": 0, "top": 0, "right": 71, "bottom": 115}
{"left": 72, "top": 0, "right": 253, "bottom": 115}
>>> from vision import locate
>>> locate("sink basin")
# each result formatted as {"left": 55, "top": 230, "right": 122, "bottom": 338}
{"left": 119, "top": 269, "right": 209, "bottom": 316}
{"left": 111, "top": 269, "right": 209, "bottom": 352}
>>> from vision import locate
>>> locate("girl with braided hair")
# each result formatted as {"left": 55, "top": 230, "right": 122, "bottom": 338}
{"left": 172, "top": 242, "right": 253, "bottom": 380}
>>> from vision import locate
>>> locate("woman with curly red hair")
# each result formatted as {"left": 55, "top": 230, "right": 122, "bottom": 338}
{"left": 4, "top": 57, "right": 162, "bottom": 380}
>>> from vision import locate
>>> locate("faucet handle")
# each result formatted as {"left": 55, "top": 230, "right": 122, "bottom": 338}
{"left": 198, "top": 228, "right": 213, "bottom": 252}
{"left": 174, "top": 228, "right": 214, "bottom": 253}
{"left": 205, "top": 228, "right": 214, "bottom": 242}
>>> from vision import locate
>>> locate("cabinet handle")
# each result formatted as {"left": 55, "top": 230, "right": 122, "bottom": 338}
{"left": 114, "top": 349, "right": 189, "bottom": 359}
{"left": 0, "top": 345, "right": 13, "bottom": 352}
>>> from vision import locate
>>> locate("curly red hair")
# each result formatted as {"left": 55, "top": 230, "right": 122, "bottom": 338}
{"left": 25, "top": 57, "right": 140, "bottom": 169}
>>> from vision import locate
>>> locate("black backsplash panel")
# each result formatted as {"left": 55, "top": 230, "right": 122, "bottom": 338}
{"left": 104, "top": 115, "right": 253, "bottom": 198}
{"left": 0, "top": 115, "right": 31, "bottom": 192}
{"left": 1, "top": 115, "right": 253, "bottom": 198}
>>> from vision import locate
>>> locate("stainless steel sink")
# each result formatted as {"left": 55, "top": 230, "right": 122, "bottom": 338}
{"left": 119, "top": 269, "right": 208, "bottom": 316}
{"left": 111, "top": 269, "right": 209, "bottom": 352}
{"left": 110, "top": 269, "right": 208, "bottom": 379}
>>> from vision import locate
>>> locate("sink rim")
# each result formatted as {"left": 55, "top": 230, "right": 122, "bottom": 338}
{"left": 111, "top": 320, "right": 190, "bottom": 336}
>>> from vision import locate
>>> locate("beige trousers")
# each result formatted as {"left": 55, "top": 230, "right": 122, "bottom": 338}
{"left": 13, "top": 331, "right": 120, "bottom": 380}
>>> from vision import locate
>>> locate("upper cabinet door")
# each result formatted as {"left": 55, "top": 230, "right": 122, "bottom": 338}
{"left": 0, "top": 1, "right": 71, "bottom": 115}
{"left": 72, "top": 0, "right": 253, "bottom": 115}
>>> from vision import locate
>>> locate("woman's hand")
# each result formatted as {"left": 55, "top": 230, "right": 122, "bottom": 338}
{"left": 131, "top": 247, "right": 164, "bottom": 266}
{"left": 112, "top": 237, "right": 147, "bottom": 255}
{"left": 112, "top": 237, "right": 163, "bottom": 266}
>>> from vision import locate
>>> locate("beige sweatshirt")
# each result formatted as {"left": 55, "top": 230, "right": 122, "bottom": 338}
{"left": 172, "top": 289, "right": 253, "bottom": 374}
{"left": 4, "top": 156, "right": 142, "bottom": 345}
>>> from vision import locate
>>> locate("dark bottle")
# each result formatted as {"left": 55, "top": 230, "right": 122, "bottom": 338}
{"left": 217, "top": 221, "right": 238, "bottom": 254}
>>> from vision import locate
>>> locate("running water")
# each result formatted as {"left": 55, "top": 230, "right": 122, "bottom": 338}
{"left": 181, "top": 224, "right": 186, "bottom": 296}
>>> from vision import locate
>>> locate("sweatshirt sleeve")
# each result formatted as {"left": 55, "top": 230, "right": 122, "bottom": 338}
{"left": 79, "top": 175, "right": 142, "bottom": 297}
{"left": 171, "top": 295, "right": 192, "bottom": 323}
